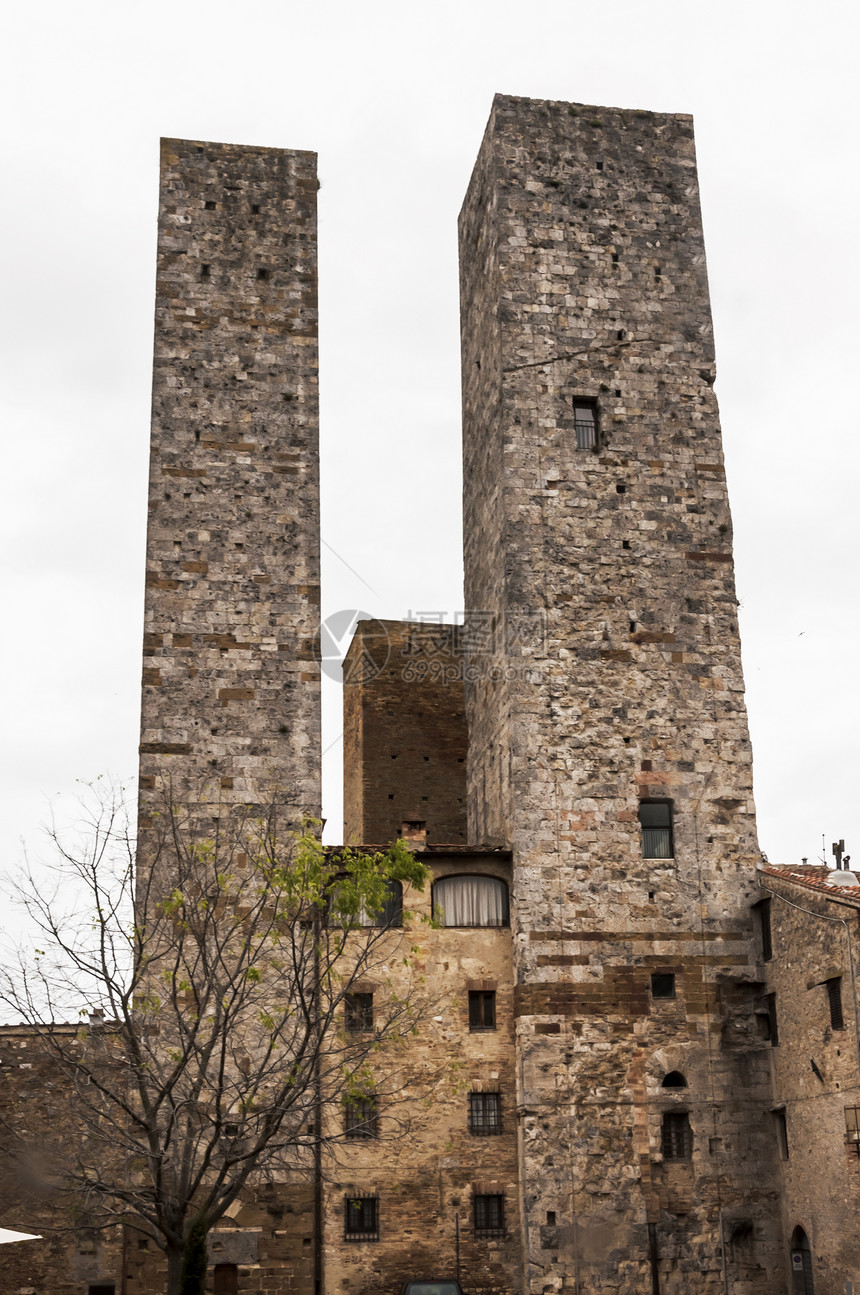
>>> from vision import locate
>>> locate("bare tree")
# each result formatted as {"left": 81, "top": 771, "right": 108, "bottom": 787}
{"left": 0, "top": 781, "right": 439, "bottom": 1295}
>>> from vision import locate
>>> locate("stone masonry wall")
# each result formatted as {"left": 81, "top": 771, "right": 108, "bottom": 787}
{"left": 321, "top": 851, "right": 521, "bottom": 1295}
{"left": 0, "top": 1027, "right": 124, "bottom": 1295}
{"left": 343, "top": 619, "right": 467, "bottom": 845}
{"left": 459, "top": 95, "right": 784, "bottom": 1294}
{"left": 759, "top": 869, "right": 860, "bottom": 1294}
{"left": 139, "top": 139, "right": 321, "bottom": 828}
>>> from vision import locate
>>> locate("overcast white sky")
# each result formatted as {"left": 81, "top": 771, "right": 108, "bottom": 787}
{"left": 1, "top": 0, "right": 858, "bottom": 889}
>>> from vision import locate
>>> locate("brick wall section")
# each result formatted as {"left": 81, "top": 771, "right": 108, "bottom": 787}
{"left": 759, "top": 867, "right": 860, "bottom": 1294}
{"left": 343, "top": 620, "right": 467, "bottom": 844}
{"left": 0, "top": 1027, "right": 124, "bottom": 1294}
{"left": 459, "top": 95, "right": 783, "bottom": 1294}
{"left": 139, "top": 139, "right": 321, "bottom": 825}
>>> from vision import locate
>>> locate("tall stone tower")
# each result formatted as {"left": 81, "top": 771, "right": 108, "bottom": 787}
{"left": 139, "top": 139, "right": 321, "bottom": 822}
{"left": 460, "top": 96, "right": 782, "bottom": 1294}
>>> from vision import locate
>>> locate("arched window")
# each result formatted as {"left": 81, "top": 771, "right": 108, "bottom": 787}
{"left": 432, "top": 875, "right": 509, "bottom": 928}
{"left": 790, "top": 1227, "right": 814, "bottom": 1295}
{"left": 661, "top": 1071, "right": 687, "bottom": 1089}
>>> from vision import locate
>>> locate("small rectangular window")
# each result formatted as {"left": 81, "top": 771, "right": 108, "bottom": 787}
{"left": 772, "top": 1108, "right": 789, "bottom": 1160}
{"left": 345, "top": 992, "right": 373, "bottom": 1033}
{"left": 639, "top": 801, "right": 674, "bottom": 859}
{"left": 661, "top": 1111, "right": 692, "bottom": 1161}
{"left": 845, "top": 1107, "right": 860, "bottom": 1146}
{"left": 474, "top": 1193, "right": 505, "bottom": 1236}
{"left": 344, "top": 1195, "right": 379, "bottom": 1241}
{"left": 765, "top": 993, "right": 779, "bottom": 1047}
{"left": 469, "top": 990, "right": 496, "bottom": 1031}
{"left": 755, "top": 899, "right": 773, "bottom": 961}
{"left": 344, "top": 1095, "right": 378, "bottom": 1139}
{"left": 468, "top": 1092, "right": 502, "bottom": 1136}
{"left": 573, "top": 399, "right": 598, "bottom": 451}
{"left": 651, "top": 972, "right": 676, "bottom": 1000}
{"left": 826, "top": 977, "right": 845, "bottom": 1030}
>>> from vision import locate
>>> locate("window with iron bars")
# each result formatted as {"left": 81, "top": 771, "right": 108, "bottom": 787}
{"left": 573, "top": 399, "right": 599, "bottom": 451}
{"left": 473, "top": 1193, "right": 505, "bottom": 1237}
{"left": 344, "top": 1095, "right": 378, "bottom": 1139}
{"left": 661, "top": 1111, "right": 692, "bottom": 1161}
{"left": 845, "top": 1107, "right": 860, "bottom": 1151}
{"left": 344, "top": 1195, "right": 379, "bottom": 1241}
{"left": 468, "top": 1091, "right": 502, "bottom": 1136}
{"left": 345, "top": 992, "right": 373, "bottom": 1033}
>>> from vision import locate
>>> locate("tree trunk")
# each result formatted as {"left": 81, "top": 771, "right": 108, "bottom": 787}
{"left": 179, "top": 1216, "right": 209, "bottom": 1295}
{"left": 166, "top": 1243, "right": 184, "bottom": 1295}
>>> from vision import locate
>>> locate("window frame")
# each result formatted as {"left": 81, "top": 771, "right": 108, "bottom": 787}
{"left": 432, "top": 874, "right": 510, "bottom": 929}
{"left": 661, "top": 1110, "right": 692, "bottom": 1162}
{"left": 344, "top": 1195, "right": 379, "bottom": 1242}
{"left": 754, "top": 898, "right": 773, "bottom": 962}
{"left": 345, "top": 991, "right": 373, "bottom": 1034}
{"left": 572, "top": 398, "right": 599, "bottom": 452}
{"left": 468, "top": 1091, "right": 503, "bottom": 1136}
{"left": 826, "top": 976, "right": 845, "bottom": 1031}
{"left": 638, "top": 800, "right": 674, "bottom": 860}
{"left": 344, "top": 1094, "right": 379, "bottom": 1140}
{"left": 473, "top": 1193, "right": 505, "bottom": 1237}
{"left": 772, "top": 1108, "right": 789, "bottom": 1160}
{"left": 468, "top": 989, "right": 497, "bottom": 1031}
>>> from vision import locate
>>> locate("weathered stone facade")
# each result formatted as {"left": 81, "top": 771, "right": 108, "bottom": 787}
{"left": 139, "top": 138, "right": 321, "bottom": 824}
{"left": 459, "top": 95, "right": 784, "bottom": 1293}
{"left": 343, "top": 619, "right": 467, "bottom": 845}
{"left": 757, "top": 865, "right": 860, "bottom": 1294}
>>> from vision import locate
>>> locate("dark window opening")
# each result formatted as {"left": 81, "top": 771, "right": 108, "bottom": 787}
{"left": 344, "top": 1195, "right": 379, "bottom": 1241}
{"left": 826, "top": 977, "right": 845, "bottom": 1030}
{"left": 661, "top": 1111, "right": 692, "bottom": 1161}
{"left": 773, "top": 1108, "right": 789, "bottom": 1160}
{"left": 764, "top": 994, "right": 779, "bottom": 1046}
{"left": 200, "top": 264, "right": 210, "bottom": 279}
{"left": 88, "top": 1287, "right": 116, "bottom": 1295}
{"left": 639, "top": 801, "right": 674, "bottom": 859}
{"left": 214, "top": 1266, "right": 238, "bottom": 1295}
{"left": 468, "top": 1091, "right": 502, "bottom": 1136}
{"left": 474, "top": 1193, "right": 505, "bottom": 1237}
{"left": 433, "top": 875, "right": 509, "bottom": 928}
{"left": 661, "top": 1071, "right": 687, "bottom": 1089}
{"left": 469, "top": 990, "right": 496, "bottom": 1031}
{"left": 251, "top": 203, "right": 260, "bottom": 214}
{"left": 204, "top": 200, "right": 216, "bottom": 210}
{"left": 616, "top": 329, "right": 624, "bottom": 339}
{"left": 573, "top": 399, "right": 598, "bottom": 451}
{"left": 612, "top": 253, "right": 619, "bottom": 263}
{"left": 754, "top": 898, "right": 773, "bottom": 961}
{"left": 622, "top": 539, "right": 631, "bottom": 550}
{"left": 546, "top": 1211, "right": 556, "bottom": 1226}
{"left": 345, "top": 992, "right": 373, "bottom": 1033}
{"left": 256, "top": 267, "right": 269, "bottom": 280}
{"left": 652, "top": 973, "right": 676, "bottom": 1000}
{"left": 344, "top": 1095, "right": 378, "bottom": 1139}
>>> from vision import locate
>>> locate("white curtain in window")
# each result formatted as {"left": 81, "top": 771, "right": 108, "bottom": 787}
{"left": 434, "top": 875, "right": 508, "bottom": 927}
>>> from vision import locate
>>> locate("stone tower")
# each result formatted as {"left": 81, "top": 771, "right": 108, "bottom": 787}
{"left": 139, "top": 139, "right": 321, "bottom": 822}
{"left": 459, "top": 96, "right": 782, "bottom": 1294}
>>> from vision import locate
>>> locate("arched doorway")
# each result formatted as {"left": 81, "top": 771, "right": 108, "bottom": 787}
{"left": 790, "top": 1226, "right": 814, "bottom": 1295}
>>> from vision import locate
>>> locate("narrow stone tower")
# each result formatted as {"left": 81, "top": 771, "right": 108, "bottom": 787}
{"left": 460, "top": 96, "right": 782, "bottom": 1294}
{"left": 139, "top": 139, "right": 321, "bottom": 821}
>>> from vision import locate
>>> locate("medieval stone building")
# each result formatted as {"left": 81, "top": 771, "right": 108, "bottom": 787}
{"left": 0, "top": 94, "right": 855, "bottom": 1295}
